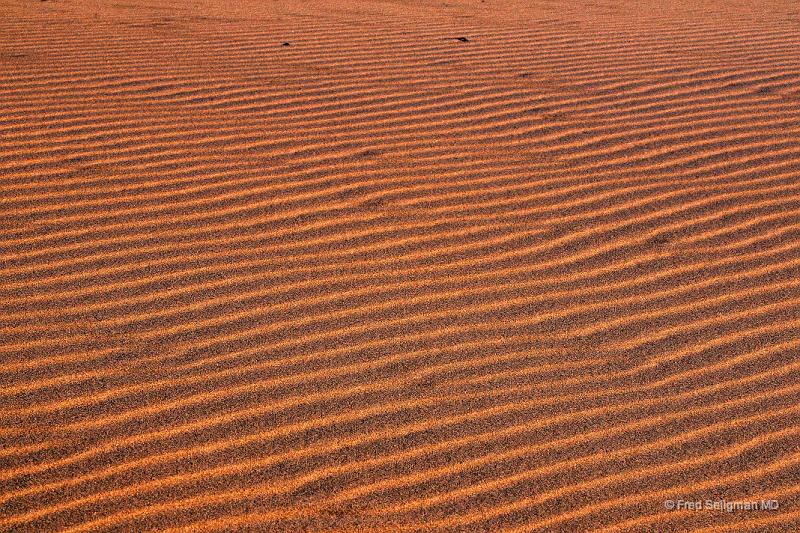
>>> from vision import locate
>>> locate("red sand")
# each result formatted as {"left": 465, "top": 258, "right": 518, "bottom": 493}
{"left": 1, "top": 0, "right": 800, "bottom": 531}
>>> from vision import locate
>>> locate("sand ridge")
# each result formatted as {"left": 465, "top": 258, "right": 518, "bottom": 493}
{"left": 1, "top": 0, "right": 800, "bottom": 531}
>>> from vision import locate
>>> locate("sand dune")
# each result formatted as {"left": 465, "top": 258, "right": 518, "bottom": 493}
{"left": 2, "top": 0, "right": 800, "bottom": 531}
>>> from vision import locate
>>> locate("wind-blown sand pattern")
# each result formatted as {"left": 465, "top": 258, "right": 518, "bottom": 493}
{"left": 2, "top": 0, "right": 800, "bottom": 531}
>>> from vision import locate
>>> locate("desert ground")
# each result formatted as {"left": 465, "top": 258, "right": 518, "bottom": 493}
{"left": 1, "top": 0, "right": 800, "bottom": 531}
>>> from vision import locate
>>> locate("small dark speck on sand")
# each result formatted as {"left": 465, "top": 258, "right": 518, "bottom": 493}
{"left": 455, "top": 37, "right": 470, "bottom": 42}
{"left": 649, "top": 235, "right": 671, "bottom": 246}
{"left": 282, "top": 42, "right": 290, "bottom": 46}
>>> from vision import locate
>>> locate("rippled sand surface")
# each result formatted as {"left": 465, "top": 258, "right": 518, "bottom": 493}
{"left": 2, "top": 0, "right": 800, "bottom": 531}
